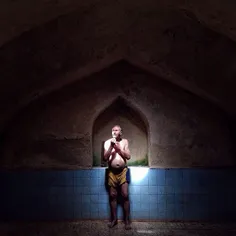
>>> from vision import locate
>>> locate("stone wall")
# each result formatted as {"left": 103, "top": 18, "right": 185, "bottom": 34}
{"left": 0, "top": 61, "right": 234, "bottom": 169}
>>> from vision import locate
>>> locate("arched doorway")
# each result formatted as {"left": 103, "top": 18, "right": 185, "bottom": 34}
{"left": 92, "top": 96, "right": 149, "bottom": 167}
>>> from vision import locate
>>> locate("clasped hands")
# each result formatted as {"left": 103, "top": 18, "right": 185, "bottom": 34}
{"left": 111, "top": 138, "right": 121, "bottom": 152}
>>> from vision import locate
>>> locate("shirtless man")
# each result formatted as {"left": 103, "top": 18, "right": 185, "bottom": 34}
{"left": 103, "top": 125, "right": 131, "bottom": 230}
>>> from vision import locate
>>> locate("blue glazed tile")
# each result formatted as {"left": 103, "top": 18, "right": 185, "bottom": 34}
{"left": 98, "top": 203, "right": 109, "bottom": 213}
{"left": 98, "top": 169, "right": 106, "bottom": 179}
{"left": 157, "top": 169, "right": 166, "bottom": 185}
{"left": 54, "top": 171, "right": 74, "bottom": 186}
{"left": 131, "top": 202, "right": 141, "bottom": 212}
{"left": 130, "top": 186, "right": 141, "bottom": 194}
{"left": 175, "top": 185, "right": 184, "bottom": 194}
{"left": 82, "top": 195, "right": 90, "bottom": 203}
{"left": 175, "top": 194, "right": 184, "bottom": 205}
{"left": 149, "top": 186, "right": 158, "bottom": 194}
{"left": 74, "top": 200, "right": 82, "bottom": 209}
{"left": 99, "top": 194, "right": 109, "bottom": 204}
{"left": 90, "top": 203, "right": 99, "bottom": 212}
{"left": 74, "top": 186, "right": 83, "bottom": 194}
{"left": 133, "top": 211, "right": 149, "bottom": 220}
{"left": 73, "top": 178, "right": 83, "bottom": 186}
{"left": 138, "top": 176, "right": 149, "bottom": 186}
{"left": 157, "top": 211, "right": 166, "bottom": 220}
{"left": 157, "top": 194, "right": 166, "bottom": 205}
{"left": 91, "top": 169, "right": 99, "bottom": 178}
{"left": 165, "top": 169, "right": 175, "bottom": 186}
{"left": 164, "top": 186, "right": 175, "bottom": 194}
{"left": 83, "top": 178, "right": 92, "bottom": 186}
{"left": 90, "top": 211, "right": 99, "bottom": 219}
{"left": 49, "top": 186, "right": 73, "bottom": 195}
{"left": 83, "top": 187, "right": 91, "bottom": 194}
{"left": 166, "top": 203, "right": 175, "bottom": 213}
{"left": 64, "top": 195, "right": 75, "bottom": 205}
{"left": 98, "top": 178, "right": 105, "bottom": 186}
{"left": 186, "top": 194, "right": 197, "bottom": 205}
{"left": 82, "top": 211, "right": 90, "bottom": 219}
{"left": 197, "top": 186, "right": 209, "bottom": 194}
{"left": 117, "top": 205, "right": 123, "bottom": 218}
{"left": 74, "top": 170, "right": 91, "bottom": 178}
{"left": 130, "top": 194, "right": 141, "bottom": 203}
{"left": 149, "top": 195, "right": 158, "bottom": 204}
{"left": 183, "top": 210, "right": 195, "bottom": 220}
{"left": 48, "top": 186, "right": 62, "bottom": 195}
{"left": 166, "top": 194, "right": 175, "bottom": 204}
{"left": 157, "top": 186, "right": 165, "bottom": 194}
{"left": 158, "top": 203, "right": 166, "bottom": 213}
{"left": 90, "top": 194, "right": 99, "bottom": 204}
{"left": 98, "top": 185, "right": 107, "bottom": 193}
{"left": 148, "top": 169, "right": 158, "bottom": 186}
{"left": 82, "top": 170, "right": 92, "bottom": 178}
{"left": 165, "top": 210, "right": 175, "bottom": 219}
{"left": 198, "top": 194, "right": 209, "bottom": 208}
{"left": 140, "top": 202, "right": 149, "bottom": 211}
{"left": 149, "top": 202, "right": 158, "bottom": 210}
{"left": 73, "top": 195, "right": 82, "bottom": 205}
{"left": 81, "top": 203, "right": 90, "bottom": 212}
{"left": 182, "top": 169, "right": 192, "bottom": 180}
{"left": 90, "top": 178, "right": 99, "bottom": 186}
{"left": 183, "top": 204, "right": 198, "bottom": 220}
{"left": 183, "top": 186, "right": 192, "bottom": 195}
{"left": 175, "top": 207, "right": 184, "bottom": 220}
{"left": 140, "top": 194, "right": 149, "bottom": 202}
{"left": 149, "top": 210, "right": 159, "bottom": 219}
{"left": 74, "top": 170, "right": 84, "bottom": 178}
{"left": 65, "top": 186, "right": 74, "bottom": 195}
{"left": 99, "top": 210, "right": 109, "bottom": 218}
{"left": 142, "top": 186, "right": 149, "bottom": 194}
{"left": 90, "top": 186, "right": 100, "bottom": 194}
{"left": 140, "top": 211, "right": 150, "bottom": 220}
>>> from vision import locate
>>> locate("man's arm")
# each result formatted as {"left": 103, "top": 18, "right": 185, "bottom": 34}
{"left": 103, "top": 140, "right": 113, "bottom": 161}
{"left": 115, "top": 139, "right": 131, "bottom": 160}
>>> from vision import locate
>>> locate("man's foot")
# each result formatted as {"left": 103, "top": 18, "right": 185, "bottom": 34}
{"left": 108, "top": 220, "right": 118, "bottom": 228}
{"left": 124, "top": 221, "right": 131, "bottom": 230}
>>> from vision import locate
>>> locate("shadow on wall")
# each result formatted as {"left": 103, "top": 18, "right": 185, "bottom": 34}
{"left": 92, "top": 96, "right": 149, "bottom": 167}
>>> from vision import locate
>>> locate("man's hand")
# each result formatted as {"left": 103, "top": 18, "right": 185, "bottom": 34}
{"left": 111, "top": 138, "right": 116, "bottom": 146}
{"left": 113, "top": 142, "right": 121, "bottom": 152}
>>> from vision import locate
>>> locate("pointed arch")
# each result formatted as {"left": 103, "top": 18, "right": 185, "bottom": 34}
{"left": 92, "top": 96, "right": 149, "bottom": 166}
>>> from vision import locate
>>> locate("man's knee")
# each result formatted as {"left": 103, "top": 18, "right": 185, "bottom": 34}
{"left": 121, "top": 182, "right": 129, "bottom": 199}
{"left": 109, "top": 188, "right": 117, "bottom": 199}
{"left": 121, "top": 191, "right": 129, "bottom": 199}
{"left": 121, "top": 187, "right": 129, "bottom": 199}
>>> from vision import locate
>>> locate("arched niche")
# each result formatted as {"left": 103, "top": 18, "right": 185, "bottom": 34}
{"left": 92, "top": 96, "right": 149, "bottom": 167}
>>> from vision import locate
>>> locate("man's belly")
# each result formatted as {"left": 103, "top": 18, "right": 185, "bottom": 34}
{"left": 109, "top": 154, "right": 126, "bottom": 169}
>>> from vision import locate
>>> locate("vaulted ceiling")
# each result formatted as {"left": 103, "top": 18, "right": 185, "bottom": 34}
{"left": 1, "top": 0, "right": 236, "bottom": 132}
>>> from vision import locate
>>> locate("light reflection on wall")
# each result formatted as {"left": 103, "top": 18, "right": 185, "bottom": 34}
{"left": 130, "top": 167, "right": 149, "bottom": 183}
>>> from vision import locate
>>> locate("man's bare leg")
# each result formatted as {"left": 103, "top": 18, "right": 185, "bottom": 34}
{"left": 121, "top": 182, "right": 131, "bottom": 230}
{"left": 108, "top": 186, "right": 118, "bottom": 228}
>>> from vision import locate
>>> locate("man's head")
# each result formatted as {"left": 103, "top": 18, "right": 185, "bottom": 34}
{"left": 112, "top": 125, "right": 122, "bottom": 138}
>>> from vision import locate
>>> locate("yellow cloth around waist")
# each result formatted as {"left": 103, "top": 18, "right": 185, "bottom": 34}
{"left": 108, "top": 167, "right": 128, "bottom": 188}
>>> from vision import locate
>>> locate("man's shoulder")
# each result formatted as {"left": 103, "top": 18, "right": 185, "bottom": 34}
{"left": 104, "top": 138, "right": 112, "bottom": 144}
{"left": 122, "top": 138, "right": 128, "bottom": 143}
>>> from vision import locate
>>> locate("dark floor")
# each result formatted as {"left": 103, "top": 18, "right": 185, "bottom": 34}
{"left": 0, "top": 221, "right": 236, "bottom": 236}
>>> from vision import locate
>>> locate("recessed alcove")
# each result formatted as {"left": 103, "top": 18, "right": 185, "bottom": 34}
{"left": 92, "top": 96, "right": 149, "bottom": 167}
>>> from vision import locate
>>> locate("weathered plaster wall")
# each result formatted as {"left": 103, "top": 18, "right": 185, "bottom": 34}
{"left": 93, "top": 97, "right": 149, "bottom": 166}
{"left": 0, "top": 61, "right": 233, "bottom": 169}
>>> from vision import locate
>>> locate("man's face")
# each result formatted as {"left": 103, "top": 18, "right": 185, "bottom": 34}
{"left": 112, "top": 126, "right": 121, "bottom": 138}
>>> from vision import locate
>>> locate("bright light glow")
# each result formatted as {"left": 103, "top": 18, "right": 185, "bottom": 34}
{"left": 130, "top": 167, "right": 149, "bottom": 183}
